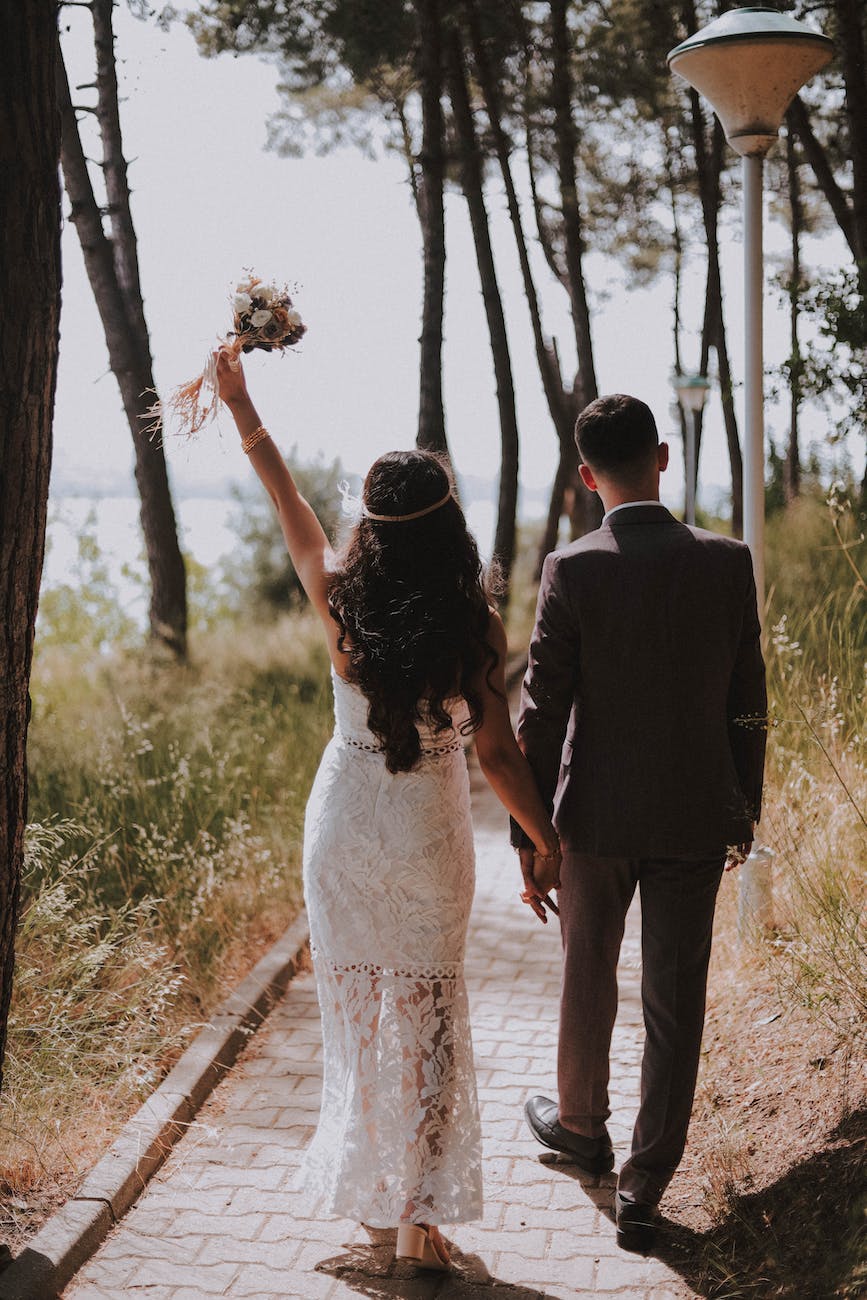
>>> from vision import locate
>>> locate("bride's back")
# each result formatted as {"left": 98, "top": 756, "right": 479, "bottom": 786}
{"left": 328, "top": 449, "right": 496, "bottom": 773}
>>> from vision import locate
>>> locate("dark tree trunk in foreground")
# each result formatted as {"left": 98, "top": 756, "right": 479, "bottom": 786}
{"left": 445, "top": 29, "right": 519, "bottom": 592}
{"left": 414, "top": 0, "right": 450, "bottom": 457}
{"left": 59, "top": 4, "right": 187, "bottom": 657}
{"left": 0, "top": 1, "right": 61, "bottom": 1090}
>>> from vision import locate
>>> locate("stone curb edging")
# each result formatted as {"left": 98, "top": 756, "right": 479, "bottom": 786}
{"left": 0, "top": 913, "right": 310, "bottom": 1300}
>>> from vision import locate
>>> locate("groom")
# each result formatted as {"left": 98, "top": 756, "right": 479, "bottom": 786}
{"left": 514, "top": 394, "right": 766, "bottom": 1251}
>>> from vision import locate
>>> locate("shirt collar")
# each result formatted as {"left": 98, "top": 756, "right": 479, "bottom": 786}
{"left": 602, "top": 500, "right": 667, "bottom": 524}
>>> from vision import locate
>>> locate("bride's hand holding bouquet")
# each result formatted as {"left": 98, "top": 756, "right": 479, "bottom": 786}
{"left": 213, "top": 347, "right": 249, "bottom": 412}
{"left": 160, "top": 274, "right": 305, "bottom": 439}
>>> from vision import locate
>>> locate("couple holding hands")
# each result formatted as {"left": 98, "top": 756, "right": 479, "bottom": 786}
{"left": 218, "top": 350, "right": 766, "bottom": 1268}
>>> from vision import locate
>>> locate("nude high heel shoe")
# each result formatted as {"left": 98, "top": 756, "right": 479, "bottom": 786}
{"left": 395, "top": 1223, "right": 450, "bottom": 1270}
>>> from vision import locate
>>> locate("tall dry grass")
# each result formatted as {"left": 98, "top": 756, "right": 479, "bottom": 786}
{"left": 0, "top": 612, "right": 332, "bottom": 1238}
{"left": 690, "top": 492, "right": 866, "bottom": 1296}
{"left": 757, "top": 493, "right": 865, "bottom": 1048}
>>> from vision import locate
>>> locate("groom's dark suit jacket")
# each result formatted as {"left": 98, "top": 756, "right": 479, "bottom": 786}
{"left": 514, "top": 504, "right": 767, "bottom": 857}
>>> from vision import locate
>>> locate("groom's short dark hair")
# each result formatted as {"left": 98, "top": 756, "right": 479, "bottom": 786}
{"left": 575, "top": 394, "right": 658, "bottom": 476}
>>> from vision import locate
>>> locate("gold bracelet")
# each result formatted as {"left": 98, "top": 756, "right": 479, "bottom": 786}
{"left": 241, "top": 425, "right": 270, "bottom": 455}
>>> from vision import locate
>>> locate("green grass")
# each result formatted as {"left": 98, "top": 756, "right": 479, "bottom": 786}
{"left": 761, "top": 495, "right": 867, "bottom": 1048}
{"left": 0, "top": 613, "right": 332, "bottom": 1231}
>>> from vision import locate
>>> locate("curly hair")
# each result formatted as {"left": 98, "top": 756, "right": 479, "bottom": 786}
{"left": 327, "top": 450, "right": 499, "bottom": 773}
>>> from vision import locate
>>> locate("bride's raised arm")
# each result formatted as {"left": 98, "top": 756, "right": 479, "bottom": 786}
{"left": 216, "top": 350, "right": 334, "bottom": 621}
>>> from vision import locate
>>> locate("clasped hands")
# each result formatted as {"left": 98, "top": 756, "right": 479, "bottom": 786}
{"left": 518, "top": 842, "right": 562, "bottom": 925}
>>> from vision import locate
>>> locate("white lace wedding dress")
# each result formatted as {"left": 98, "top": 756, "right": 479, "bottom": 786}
{"left": 299, "top": 668, "right": 483, "bottom": 1227}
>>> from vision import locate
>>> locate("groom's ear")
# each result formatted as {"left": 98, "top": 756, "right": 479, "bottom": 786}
{"left": 658, "top": 442, "right": 670, "bottom": 472}
{"left": 578, "top": 462, "right": 598, "bottom": 493}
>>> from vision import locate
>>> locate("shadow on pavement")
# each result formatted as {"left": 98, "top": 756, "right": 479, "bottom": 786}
{"left": 315, "top": 1239, "right": 567, "bottom": 1298}
{"left": 528, "top": 1112, "right": 867, "bottom": 1297}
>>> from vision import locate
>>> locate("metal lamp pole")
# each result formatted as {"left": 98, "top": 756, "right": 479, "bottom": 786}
{"left": 673, "top": 373, "right": 711, "bottom": 526}
{"left": 667, "top": 7, "right": 833, "bottom": 936}
{"left": 667, "top": 6, "right": 833, "bottom": 613}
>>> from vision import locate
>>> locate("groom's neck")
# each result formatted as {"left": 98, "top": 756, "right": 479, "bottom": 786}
{"left": 595, "top": 480, "right": 661, "bottom": 515}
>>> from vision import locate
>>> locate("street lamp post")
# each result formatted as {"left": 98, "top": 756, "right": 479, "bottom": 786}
{"left": 667, "top": 7, "right": 833, "bottom": 937}
{"left": 673, "top": 373, "right": 711, "bottom": 525}
{"left": 667, "top": 6, "right": 833, "bottom": 610}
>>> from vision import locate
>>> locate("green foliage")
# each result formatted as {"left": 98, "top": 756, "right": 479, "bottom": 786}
{"left": 37, "top": 507, "right": 138, "bottom": 652}
{"left": 762, "top": 492, "right": 867, "bottom": 1047}
{"left": 797, "top": 267, "right": 867, "bottom": 451}
{"left": 10, "top": 819, "right": 187, "bottom": 1095}
{"left": 2, "top": 612, "right": 333, "bottom": 1212}
{"left": 224, "top": 447, "right": 348, "bottom": 613}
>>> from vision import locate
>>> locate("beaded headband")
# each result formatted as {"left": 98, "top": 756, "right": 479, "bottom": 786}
{"left": 362, "top": 489, "right": 452, "bottom": 523}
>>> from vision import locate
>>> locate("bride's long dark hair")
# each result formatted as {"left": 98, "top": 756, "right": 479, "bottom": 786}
{"left": 328, "top": 450, "right": 499, "bottom": 773}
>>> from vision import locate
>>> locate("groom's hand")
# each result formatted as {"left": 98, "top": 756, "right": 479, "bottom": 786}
{"left": 725, "top": 825, "right": 755, "bottom": 871}
{"left": 519, "top": 847, "right": 548, "bottom": 922}
{"left": 519, "top": 846, "right": 561, "bottom": 924}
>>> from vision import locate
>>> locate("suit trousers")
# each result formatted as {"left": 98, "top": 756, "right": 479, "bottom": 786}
{"left": 557, "top": 851, "right": 724, "bottom": 1205}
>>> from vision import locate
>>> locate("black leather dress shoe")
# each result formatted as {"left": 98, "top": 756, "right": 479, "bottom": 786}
{"left": 524, "top": 1096, "right": 615, "bottom": 1174}
{"left": 614, "top": 1190, "right": 657, "bottom": 1253}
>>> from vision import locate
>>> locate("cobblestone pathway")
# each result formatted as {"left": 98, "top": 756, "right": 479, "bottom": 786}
{"left": 64, "top": 760, "right": 695, "bottom": 1299}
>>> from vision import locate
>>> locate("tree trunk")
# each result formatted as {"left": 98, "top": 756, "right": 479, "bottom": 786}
{"left": 57, "top": 36, "right": 187, "bottom": 657}
{"left": 539, "top": 435, "right": 575, "bottom": 560}
{"left": 663, "top": 131, "right": 693, "bottom": 510}
{"left": 0, "top": 0, "right": 61, "bottom": 1089}
{"left": 549, "top": 0, "right": 598, "bottom": 403}
{"left": 788, "top": 94, "right": 857, "bottom": 262}
{"left": 414, "top": 0, "right": 449, "bottom": 457}
{"left": 465, "top": 3, "right": 599, "bottom": 568}
{"left": 712, "top": 300, "right": 743, "bottom": 537}
{"left": 687, "top": 80, "right": 743, "bottom": 535}
{"left": 784, "top": 118, "right": 803, "bottom": 503}
{"left": 445, "top": 29, "right": 519, "bottom": 592}
{"left": 833, "top": 0, "right": 867, "bottom": 273}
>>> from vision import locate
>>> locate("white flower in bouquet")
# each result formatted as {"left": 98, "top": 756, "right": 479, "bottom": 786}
{"left": 157, "top": 272, "right": 306, "bottom": 438}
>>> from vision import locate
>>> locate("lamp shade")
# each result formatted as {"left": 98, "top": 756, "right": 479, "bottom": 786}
{"left": 668, "top": 7, "right": 833, "bottom": 156}
{"left": 673, "top": 373, "right": 711, "bottom": 414}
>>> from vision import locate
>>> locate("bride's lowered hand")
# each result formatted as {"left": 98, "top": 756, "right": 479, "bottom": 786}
{"left": 472, "top": 612, "right": 562, "bottom": 925}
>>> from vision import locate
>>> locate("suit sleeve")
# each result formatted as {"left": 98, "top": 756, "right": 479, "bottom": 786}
{"left": 727, "top": 545, "right": 768, "bottom": 825}
{"left": 510, "top": 552, "right": 580, "bottom": 848}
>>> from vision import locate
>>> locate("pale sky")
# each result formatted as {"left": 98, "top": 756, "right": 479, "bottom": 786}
{"left": 52, "top": 3, "right": 853, "bottom": 573}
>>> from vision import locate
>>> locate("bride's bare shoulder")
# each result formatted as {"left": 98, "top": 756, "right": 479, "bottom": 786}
{"left": 485, "top": 608, "right": 508, "bottom": 654}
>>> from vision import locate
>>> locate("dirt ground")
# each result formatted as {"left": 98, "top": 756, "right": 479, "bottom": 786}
{"left": 654, "top": 888, "right": 867, "bottom": 1299}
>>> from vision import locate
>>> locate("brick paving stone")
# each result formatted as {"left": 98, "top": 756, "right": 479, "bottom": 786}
{"left": 64, "top": 758, "right": 697, "bottom": 1299}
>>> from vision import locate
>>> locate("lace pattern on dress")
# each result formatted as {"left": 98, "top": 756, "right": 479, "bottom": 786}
{"left": 340, "top": 735, "right": 464, "bottom": 757}
{"left": 300, "top": 957, "right": 483, "bottom": 1226}
{"left": 299, "top": 671, "right": 482, "bottom": 1226}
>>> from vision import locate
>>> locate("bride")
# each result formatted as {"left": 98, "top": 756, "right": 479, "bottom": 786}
{"left": 217, "top": 352, "right": 561, "bottom": 1270}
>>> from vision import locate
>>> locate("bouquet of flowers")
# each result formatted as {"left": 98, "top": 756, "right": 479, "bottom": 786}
{"left": 231, "top": 275, "right": 306, "bottom": 353}
{"left": 160, "top": 274, "right": 306, "bottom": 437}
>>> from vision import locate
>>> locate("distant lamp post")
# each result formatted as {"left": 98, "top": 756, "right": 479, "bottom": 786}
{"left": 673, "top": 372, "right": 711, "bottom": 526}
{"left": 668, "top": 9, "right": 833, "bottom": 940}
{"left": 667, "top": 6, "right": 833, "bottom": 610}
